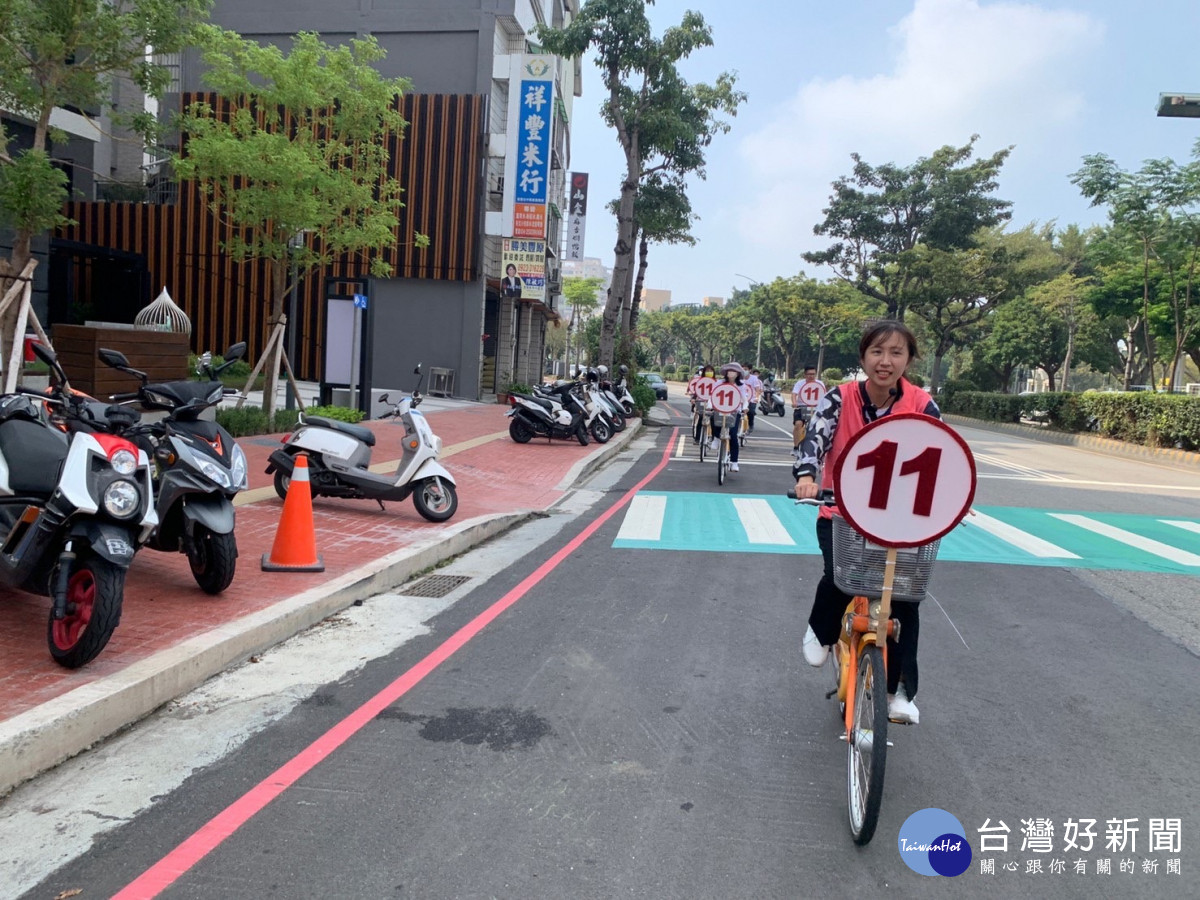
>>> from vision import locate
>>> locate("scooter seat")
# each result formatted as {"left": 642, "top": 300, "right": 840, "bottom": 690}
{"left": 302, "top": 415, "right": 376, "bottom": 447}
{"left": 514, "top": 392, "right": 555, "bottom": 410}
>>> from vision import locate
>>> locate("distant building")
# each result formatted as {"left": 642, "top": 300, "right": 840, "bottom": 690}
{"left": 641, "top": 288, "right": 672, "bottom": 312}
{"left": 701, "top": 296, "right": 725, "bottom": 308}
{"left": 563, "top": 256, "right": 612, "bottom": 293}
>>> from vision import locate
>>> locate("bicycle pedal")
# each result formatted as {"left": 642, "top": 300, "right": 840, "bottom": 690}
{"left": 825, "top": 688, "right": 838, "bottom": 699}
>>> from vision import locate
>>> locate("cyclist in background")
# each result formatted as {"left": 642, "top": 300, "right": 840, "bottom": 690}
{"left": 791, "top": 364, "right": 825, "bottom": 452}
{"left": 691, "top": 363, "right": 716, "bottom": 443}
{"left": 791, "top": 323, "right": 939, "bottom": 725}
{"left": 744, "top": 367, "right": 763, "bottom": 434}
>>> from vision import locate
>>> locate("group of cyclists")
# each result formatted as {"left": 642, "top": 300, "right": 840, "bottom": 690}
{"left": 682, "top": 321, "right": 935, "bottom": 725}
{"left": 685, "top": 362, "right": 829, "bottom": 473}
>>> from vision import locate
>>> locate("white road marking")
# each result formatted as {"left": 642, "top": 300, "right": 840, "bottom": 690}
{"left": 973, "top": 452, "right": 1067, "bottom": 481}
{"left": 616, "top": 494, "right": 667, "bottom": 542}
{"left": 732, "top": 498, "right": 796, "bottom": 545}
{"left": 965, "top": 511, "right": 1081, "bottom": 559}
{"left": 1051, "top": 514, "right": 1200, "bottom": 566}
{"left": 1161, "top": 519, "right": 1200, "bottom": 537}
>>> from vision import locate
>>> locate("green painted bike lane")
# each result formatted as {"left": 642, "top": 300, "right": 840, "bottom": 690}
{"left": 611, "top": 491, "right": 1200, "bottom": 575}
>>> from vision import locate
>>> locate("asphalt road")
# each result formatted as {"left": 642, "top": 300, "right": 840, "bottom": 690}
{"left": 9, "top": 397, "right": 1199, "bottom": 899}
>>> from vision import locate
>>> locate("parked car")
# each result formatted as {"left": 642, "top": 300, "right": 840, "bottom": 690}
{"left": 638, "top": 372, "right": 668, "bottom": 400}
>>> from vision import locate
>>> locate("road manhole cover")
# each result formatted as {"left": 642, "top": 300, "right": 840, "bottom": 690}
{"left": 398, "top": 574, "right": 472, "bottom": 598}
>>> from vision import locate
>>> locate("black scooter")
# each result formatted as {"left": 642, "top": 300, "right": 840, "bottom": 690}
{"left": 507, "top": 380, "right": 590, "bottom": 446}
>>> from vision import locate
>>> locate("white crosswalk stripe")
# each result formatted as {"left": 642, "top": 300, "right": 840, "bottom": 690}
{"left": 732, "top": 498, "right": 796, "bottom": 545}
{"left": 1051, "top": 514, "right": 1200, "bottom": 566}
{"left": 1161, "top": 519, "right": 1200, "bottom": 537}
{"left": 616, "top": 494, "right": 667, "bottom": 542}
{"left": 965, "top": 510, "right": 1080, "bottom": 558}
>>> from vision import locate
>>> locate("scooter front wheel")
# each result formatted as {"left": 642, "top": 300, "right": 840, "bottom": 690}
{"left": 48, "top": 553, "right": 125, "bottom": 669}
{"left": 413, "top": 478, "right": 458, "bottom": 522}
{"left": 590, "top": 419, "right": 612, "bottom": 444}
{"left": 188, "top": 526, "right": 237, "bottom": 595}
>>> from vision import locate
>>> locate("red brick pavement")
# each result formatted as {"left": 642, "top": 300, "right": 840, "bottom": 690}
{"left": 0, "top": 401, "right": 611, "bottom": 724}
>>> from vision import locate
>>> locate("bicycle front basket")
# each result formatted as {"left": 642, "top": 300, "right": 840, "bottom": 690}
{"left": 830, "top": 515, "right": 939, "bottom": 602}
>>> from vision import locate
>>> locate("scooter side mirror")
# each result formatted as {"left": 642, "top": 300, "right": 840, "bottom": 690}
{"left": 413, "top": 363, "right": 422, "bottom": 375}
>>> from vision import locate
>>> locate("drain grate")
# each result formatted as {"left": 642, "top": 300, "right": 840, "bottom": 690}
{"left": 398, "top": 574, "right": 472, "bottom": 598}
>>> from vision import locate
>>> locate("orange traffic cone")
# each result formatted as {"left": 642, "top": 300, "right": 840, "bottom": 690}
{"left": 261, "top": 454, "right": 325, "bottom": 572}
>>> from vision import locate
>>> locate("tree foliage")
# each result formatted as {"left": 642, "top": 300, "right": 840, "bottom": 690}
{"left": 174, "top": 28, "right": 422, "bottom": 417}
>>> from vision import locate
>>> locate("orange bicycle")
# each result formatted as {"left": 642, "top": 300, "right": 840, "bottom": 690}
{"left": 790, "top": 488, "right": 941, "bottom": 844}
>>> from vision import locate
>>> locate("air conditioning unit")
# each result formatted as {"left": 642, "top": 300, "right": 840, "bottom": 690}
{"left": 546, "top": 265, "right": 562, "bottom": 293}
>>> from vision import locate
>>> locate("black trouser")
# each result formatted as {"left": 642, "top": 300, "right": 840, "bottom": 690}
{"left": 746, "top": 403, "right": 756, "bottom": 431}
{"left": 809, "top": 517, "right": 919, "bottom": 699}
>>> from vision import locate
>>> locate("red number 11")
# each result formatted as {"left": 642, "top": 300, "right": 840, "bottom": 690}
{"left": 856, "top": 440, "right": 942, "bottom": 516}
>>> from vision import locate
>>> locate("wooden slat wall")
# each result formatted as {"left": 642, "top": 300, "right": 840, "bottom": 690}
{"left": 55, "top": 93, "right": 484, "bottom": 380}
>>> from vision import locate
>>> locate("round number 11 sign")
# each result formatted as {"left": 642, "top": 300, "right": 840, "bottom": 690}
{"left": 832, "top": 414, "right": 976, "bottom": 548}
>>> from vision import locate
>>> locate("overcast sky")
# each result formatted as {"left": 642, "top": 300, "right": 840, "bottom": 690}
{"left": 566, "top": 0, "right": 1200, "bottom": 303}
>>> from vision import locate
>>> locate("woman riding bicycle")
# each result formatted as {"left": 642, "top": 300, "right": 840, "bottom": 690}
{"left": 710, "top": 362, "right": 746, "bottom": 472}
{"left": 791, "top": 322, "right": 939, "bottom": 725}
{"left": 690, "top": 364, "right": 716, "bottom": 443}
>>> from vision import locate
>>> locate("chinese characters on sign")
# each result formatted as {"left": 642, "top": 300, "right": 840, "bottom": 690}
{"left": 510, "top": 57, "right": 555, "bottom": 240}
{"left": 566, "top": 172, "right": 588, "bottom": 260}
{"left": 974, "top": 817, "right": 1181, "bottom": 877}
{"left": 502, "top": 239, "right": 546, "bottom": 304}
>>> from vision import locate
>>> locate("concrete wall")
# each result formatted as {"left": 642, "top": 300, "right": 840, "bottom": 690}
{"left": 368, "top": 276, "right": 486, "bottom": 399}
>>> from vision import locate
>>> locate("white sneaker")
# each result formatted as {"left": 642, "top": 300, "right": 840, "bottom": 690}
{"left": 802, "top": 625, "right": 830, "bottom": 667}
{"left": 709, "top": 438, "right": 719, "bottom": 450}
{"left": 730, "top": 462, "right": 739, "bottom": 472}
{"left": 888, "top": 693, "right": 920, "bottom": 724}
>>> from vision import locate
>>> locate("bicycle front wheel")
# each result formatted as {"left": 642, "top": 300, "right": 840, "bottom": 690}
{"left": 847, "top": 644, "right": 888, "bottom": 845}
{"left": 699, "top": 422, "right": 707, "bottom": 462}
{"left": 717, "top": 439, "right": 727, "bottom": 485}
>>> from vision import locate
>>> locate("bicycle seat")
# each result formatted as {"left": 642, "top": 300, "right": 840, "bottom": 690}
{"left": 302, "top": 416, "right": 376, "bottom": 447}
{"left": 513, "top": 392, "right": 555, "bottom": 409}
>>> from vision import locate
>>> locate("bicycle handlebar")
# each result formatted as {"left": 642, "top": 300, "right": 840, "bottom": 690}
{"left": 787, "top": 488, "right": 835, "bottom": 505}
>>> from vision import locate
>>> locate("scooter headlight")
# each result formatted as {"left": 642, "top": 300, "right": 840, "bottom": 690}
{"left": 230, "top": 443, "right": 248, "bottom": 490}
{"left": 103, "top": 480, "right": 141, "bottom": 519}
{"left": 197, "top": 457, "right": 232, "bottom": 489}
{"left": 110, "top": 448, "right": 138, "bottom": 476}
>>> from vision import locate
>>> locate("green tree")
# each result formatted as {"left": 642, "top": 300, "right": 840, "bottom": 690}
{"left": 538, "top": 0, "right": 744, "bottom": 367}
{"left": 0, "top": 0, "right": 210, "bottom": 361}
{"left": 174, "top": 28, "right": 422, "bottom": 418}
{"left": 804, "top": 136, "right": 1012, "bottom": 321}
{"left": 562, "top": 276, "right": 602, "bottom": 369}
{"left": 907, "top": 226, "right": 1063, "bottom": 393}
{"left": 626, "top": 174, "right": 696, "bottom": 336}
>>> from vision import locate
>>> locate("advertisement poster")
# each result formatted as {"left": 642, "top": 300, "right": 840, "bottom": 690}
{"left": 567, "top": 172, "right": 588, "bottom": 260}
{"left": 510, "top": 57, "right": 555, "bottom": 239}
{"left": 502, "top": 239, "right": 546, "bottom": 304}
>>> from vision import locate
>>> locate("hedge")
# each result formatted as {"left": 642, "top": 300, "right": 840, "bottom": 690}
{"left": 941, "top": 390, "right": 1200, "bottom": 451}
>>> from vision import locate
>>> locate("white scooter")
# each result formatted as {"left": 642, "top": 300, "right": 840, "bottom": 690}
{"left": 265, "top": 365, "right": 458, "bottom": 522}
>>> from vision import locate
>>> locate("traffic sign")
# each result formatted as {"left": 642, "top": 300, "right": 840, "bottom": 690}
{"left": 833, "top": 414, "right": 976, "bottom": 548}
{"left": 710, "top": 381, "right": 742, "bottom": 414}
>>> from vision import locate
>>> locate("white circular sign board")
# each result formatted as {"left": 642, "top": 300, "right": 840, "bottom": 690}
{"left": 833, "top": 414, "right": 976, "bottom": 548}
{"left": 693, "top": 376, "right": 717, "bottom": 402}
{"left": 798, "top": 381, "right": 826, "bottom": 408}
{"left": 709, "top": 381, "right": 742, "bottom": 414}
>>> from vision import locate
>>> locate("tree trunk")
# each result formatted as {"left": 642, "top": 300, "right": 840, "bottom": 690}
{"left": 602, "top": 161, "right": 640, "bottom": 367}
{"left": 930, "top": 350, "right": 945, "bottom": 395}
{"left": 1122, "top": 319, "right": 1138, "bottom": 390}
{"left": 815, "top": 340, "right": 826, "bottom": 375}
{"left": 1060, "top": 328, "right": 1074, "bottom": 392}
{"left": 628, "top": 234, "right": 650, "bottom": 336}
{"left": 261, "top": 257, "right": 288, "bottom": 421}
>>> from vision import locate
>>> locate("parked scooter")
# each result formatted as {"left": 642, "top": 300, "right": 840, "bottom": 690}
{"left": 613, "top": 365, "right": 637, "bottom": 417}
{"left": 0, "top": 343, "right": 157, "bottom": 667}
{"left": 96, "top": 343, "right": 249, "bottom": 594}
{"left": 266, "top": 364, "right": 458, "bottom": 522}
{"left": 508, "top": 380, "right": 591, "bottom": 446}
{"left": 595, "top": 366, "right": 628, "bottom": 432}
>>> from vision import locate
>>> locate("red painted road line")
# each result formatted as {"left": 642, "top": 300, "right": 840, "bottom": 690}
{"left": 113, "top": 428, "right": 680, "bottom": 900}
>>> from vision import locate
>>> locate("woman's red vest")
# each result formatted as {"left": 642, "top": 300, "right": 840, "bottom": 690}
{"left": 819, "top": 378, "right": 935, "bottom": 520}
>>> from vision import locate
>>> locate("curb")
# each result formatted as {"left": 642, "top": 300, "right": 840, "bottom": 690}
{"left": 944, "top": 414, "right": 1200, "bottom": 471}
{"left": 0, "top": 422, "right": 646, "bottom": 796}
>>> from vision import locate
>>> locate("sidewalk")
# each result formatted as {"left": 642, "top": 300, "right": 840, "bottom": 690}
{"left": 0, "top": 399, "right": 648, "bottom": 795}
